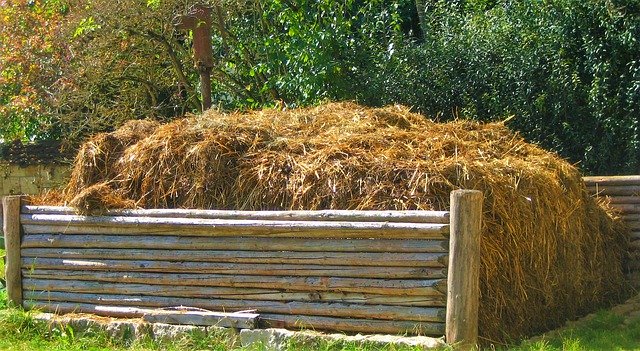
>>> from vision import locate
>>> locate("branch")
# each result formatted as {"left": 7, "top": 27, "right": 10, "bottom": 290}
{"left": 140, "top": 29, "right": 202, "bottom": 112}
{"left": 209, "top": 7, "right": 280, "bottom": 101}
{"left": 116, "top": 75, "right": 159, "bottom": 108}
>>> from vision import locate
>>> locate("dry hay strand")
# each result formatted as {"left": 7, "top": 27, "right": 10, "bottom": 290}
{"left": 63, "top": 119, "right": 160, "bottom": 199}
{"left": 68, "top": 182, "right": 136, "bottom": 215}
{"left": 28, "top": 188, "right": 66, "bottom": 206}
{"left": 58, "top": 102, "right": 630, "bottom": 342}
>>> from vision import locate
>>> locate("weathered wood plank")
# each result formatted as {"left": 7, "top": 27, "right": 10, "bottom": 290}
{"left": 605, "top": 196, "right": 640, "bottom": 205}
{"left": 20, "top": 214, "right": 449, "bottom": 239}
{"left": 22, "top": 258, "right": 447, "bottom": 279}
{"left": 22, "top": 269, "right": 447, "bottom": 296}
{"left": 623, "top": 214, "right": 640, "bottom": 222}
{"left": 629, "top": 240, "right": 640, "bottom": 250}
{"left": 446, "top": 190, "right": 482, "bottom": 349}
{"left": 23, "top": 301, "right": 257, "bottom": 328}
{"left": 21, "top": 234, "right": 448, "bottom": 253}
{"left": 22, "top": 206, "right": 451, "bottom": 224}
{"left": 24, "top": 291, "right": 446, "bottom": 322}
{"left": 608, "top": 204, "right": 640, "bottom": 214}
{"left": 23, "top": 279, "right": 447, "bottom": 306}
{"left": 3, "top": 196, "right": 22, "bottom": 307}
{"left": 584, "top": 176, "right": 640, "bottom": 186}
{"left": 625, "top": 221, "right": 640, "bottom": 231}
{"left": 21, "top": 248, "right": 447, "bottom": 267}
{"left": 258, "top": 313, "right": 445, "bottom": 336}
{"left": 24, "top": 300, "right": 444, "bottom": 335}
{"left": 586, "top": 185, "right": 640, "bottom": 196}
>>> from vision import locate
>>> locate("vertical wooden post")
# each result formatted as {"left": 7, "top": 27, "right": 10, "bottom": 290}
{"left": 3, "top": 196, "right": 23, "bottom": 307}
{"left": 175, "top": 5, "right": 214, "bottom": 111}
{"left": 446, "top": 190, "right": 482, "bottom": 349}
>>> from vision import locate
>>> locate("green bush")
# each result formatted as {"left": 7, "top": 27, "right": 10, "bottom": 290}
{"left": 346, "top": 0, "right": 639, "bottom": 174}
{"left": 174, "top": 0, "right": 640, "bottom": 174}
{"left": 2, "top": 0, "right": 638, "bottom": 174}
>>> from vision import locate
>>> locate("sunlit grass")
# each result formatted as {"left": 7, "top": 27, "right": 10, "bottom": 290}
{"left": 1, "top": 300, "right": 639, "bottom": 351}
{"left": 1, "top": 248, "right": 5, "bottom": 280}
{"left": 0, "top": 293, "right": 434, "bottom": 350}
{"left": 507, "top": 310, "right": 640, "bottom": 351}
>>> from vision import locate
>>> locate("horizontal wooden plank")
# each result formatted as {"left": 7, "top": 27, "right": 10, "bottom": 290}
{"left": 605, "top": 196, "right": 640, "bottom": 205}
{"left": 587, "top": 186, "right": 640, "bottom": 196}
{"left": 24, "top": 301, "right": 444, "bottom": 335}
{"left": 21, "top": 248, "right": 447, "bottom": 267}
{"left": 21, "top": 234, "right": 448, "bottom": 253}
{"left": 626, "top": 221, "right": 640, "bottom": 231}
{"left": 629, "top": 231, "right": 640, "bottom": 241}
{"left": 20, "top": 214, "right": 450, "bottom": 239}
{"left": 609, "top": 204, "right": 640, "bottom": 214}
{"left": 23, "top": 279, "right": 446, "bottom": 306}
{"left": 23, "top": 269, "right": 447, "bottom": 296}
{"left": 24, "top": 291, "right": 446, "bottom": 322}
{"left": 22, "top": 206, "right": 451, "bottom": 224}
{"left": 624, "top": 214, "right": 640, "bottom": 222}
{"left": 22, "top": 258, "right": 447, "bottom": 279}
{"left": 259, "top": 313, "right": 445, "bottom": 336}
{"left": 23, "top": 302, "right": 257, "bottom": 328}
{"left": 584, "top": 176, "right": 640, "bottom": 186}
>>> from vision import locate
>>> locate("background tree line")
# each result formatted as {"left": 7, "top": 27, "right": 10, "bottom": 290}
{"left": 1, "top": 0, "right": 638, "bottom": 174}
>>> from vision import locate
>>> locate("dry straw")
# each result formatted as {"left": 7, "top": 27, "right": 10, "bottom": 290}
{"left": 38, "top": 102, "right": 629, "bottom": 342}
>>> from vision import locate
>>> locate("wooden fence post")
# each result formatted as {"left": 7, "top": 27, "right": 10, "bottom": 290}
{"left": 3, "top": 196, "right": 23, "bottom": 307}
{"left": 446, "top": 190, "right": 482, "bottom": 349}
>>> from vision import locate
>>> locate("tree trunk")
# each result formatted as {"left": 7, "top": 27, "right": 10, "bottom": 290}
{"left": 415, "top": 0, "right": 427, "bottom": 37}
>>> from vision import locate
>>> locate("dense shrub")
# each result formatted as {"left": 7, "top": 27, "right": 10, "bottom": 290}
{"left": 347, "top": 0, "right": 639, "bottom": 174}
{"left": 1, "top": 0, "right": 638, "bottom": 174}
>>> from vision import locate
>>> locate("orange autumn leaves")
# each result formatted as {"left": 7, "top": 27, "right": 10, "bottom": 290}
{"left": 0, "top": 0, "right": 68, "bottom": 140}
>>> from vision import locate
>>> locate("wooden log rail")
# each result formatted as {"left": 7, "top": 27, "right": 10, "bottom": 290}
{"left": 3, "top": 191, "right": 483, "bottom": 349}
{"left": 584, "top": 175, "right": 640, "bottom": 286}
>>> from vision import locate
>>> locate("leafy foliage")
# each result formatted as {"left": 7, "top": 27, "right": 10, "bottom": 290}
{"left": 52, "top": 0, "right": 202, "bottom": 140}
{"left": 0, "top": 0, "right": 68, "bottom": 141}
{"left": 408, "top": 0, "right": 640, "bottom": 174}
{"left": 0, "top": 0, "right": 638, "bottom": 173}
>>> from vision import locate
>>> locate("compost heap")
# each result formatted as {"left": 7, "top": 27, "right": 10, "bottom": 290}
{"left": 43, "top": 102, "right": 629, "bottom": 342}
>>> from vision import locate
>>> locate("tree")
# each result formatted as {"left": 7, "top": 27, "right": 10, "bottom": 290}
{"left": 52, "top": 0, "right": 202, "bottom": 139}
{"left": 0, "top": 0, "right": 68, "bottom": 141}
{"left": 1, "top": 0, "right": 637, "bottom": 174}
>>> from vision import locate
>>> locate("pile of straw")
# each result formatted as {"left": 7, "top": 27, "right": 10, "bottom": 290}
{"left": 42, "top": 102, "right": 629, "bottom": 342}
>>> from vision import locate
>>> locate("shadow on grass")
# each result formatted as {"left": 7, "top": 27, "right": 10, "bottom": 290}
{"left": 508, "top": 310, "right": 640, "bottom": 351}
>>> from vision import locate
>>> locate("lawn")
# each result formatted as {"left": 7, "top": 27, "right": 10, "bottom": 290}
{"left": 1, "top": 247, "right": 640, "bottom": 350}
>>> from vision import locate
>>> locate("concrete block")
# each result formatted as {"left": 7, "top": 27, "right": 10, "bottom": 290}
{"left": 151, "top": 323, "right": 207, "bottom": 343}
{"left": 108, "top": 320, "right": 150, "bottom": 342}
{"left": 2, "top": 177, "right": 21, "bottom": 195}
{"left": 24, "top": 165, "right": 40, "bottom": 177}
{"left": 20, "top": 176, "right": 39, "bottom": 195}
{"left": 33, "top": 313, "right": 445, "bottom": 350}
{"left": 239, "top": 329, "right": 295, "bottom": 350}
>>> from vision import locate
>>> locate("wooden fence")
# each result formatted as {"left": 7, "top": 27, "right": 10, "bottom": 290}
{"left": 2, "top": 190, "right": 483, "bottom": 348}
{"left": 584, "top": 175, "right": 640, "bottom": 285}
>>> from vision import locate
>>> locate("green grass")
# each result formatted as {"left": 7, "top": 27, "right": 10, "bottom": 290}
{"left": 1, "top": 248, "right": 5, "bottom": 280}
{"left": 0, "top": 290, "right": 430, "bottom": 351}
{"left": 1, "top": 298, "right": 639, "bottom": 351}
{"left": 505, "top": 311, "right": 640, "bottom": 351}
